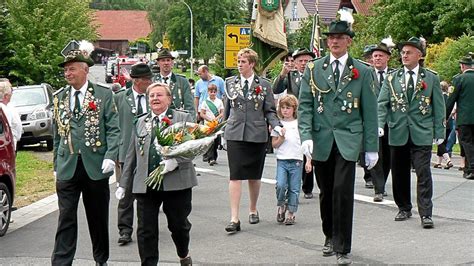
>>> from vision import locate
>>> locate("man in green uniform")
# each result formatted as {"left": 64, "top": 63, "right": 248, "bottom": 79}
{"left": 446, "top": 53, "right": 474, "bottom": 179}
{"left": 114, "top": 63, "right": 153, "bottom": 245}
{"left": 378, "top": 37, "right": 446, "bottom": 228}
{"left": 360, "top": 38, "right": 396, "bottom": 202}
{"left": 298, "top": 18, "right": 379, "bottom": 264}
{"left": 51, "top": 42, "right": 120, "bottom": 265}
{"left": 152, "top": 49, "right": 195, "bottom": 119}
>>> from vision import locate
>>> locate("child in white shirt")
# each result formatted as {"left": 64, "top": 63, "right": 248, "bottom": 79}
{"left": 271, "top": 94, "right": 311, "bottom": 225}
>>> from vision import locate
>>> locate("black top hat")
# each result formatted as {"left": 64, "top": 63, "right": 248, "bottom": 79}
{"left": 292, "top": 48, "right": 316, "bottom": 59}
{"left": 323, "top": 21, "right": 355, "bottom": 38}
{"left": 58, "top": 50, "right": 94, "bottom": 67}
{"left": 397, "top": 37, "right": 424, "bottom": 53}
{"left": 459, "top": 52, "right": 474, "bottom": 65}
{"left": 372, "top": 43, "right": 392, "bottom": 56}
{"left": 130, "top": 63, "right": 152, "bottom": 78}
{"left": 156, "top": 49, "right": 175, "bottom": 60}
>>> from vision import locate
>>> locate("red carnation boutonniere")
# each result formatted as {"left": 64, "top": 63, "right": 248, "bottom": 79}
{"left": 161, "top": 116, "right": 172, "bottom": 127}
{"left": 421, "top": 80, "right": 427, "bottom": 90}
{"left": 88, "top": 101, "right": 97, "bottom": 111}
{"left": 255, "top": 85, "right": 262, "bottom": 95}
{"left": 351, "top": 68, "right": 360, "bottom": 80}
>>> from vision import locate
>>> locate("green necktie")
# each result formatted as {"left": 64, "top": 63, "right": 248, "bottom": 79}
{"left": 407, "top": 70, "right": 415, "bottom": 100}
{"left": 243, "top": 80, "right": 249, "bottom": 97}
{"left": 137, "top": 94, "right": 144, "bottom": 115}
{"left": 73, "top": 90, "right": 81, "bottom": 116}
{"left": 334, "top": 60, "right": 340, "bottom": 88}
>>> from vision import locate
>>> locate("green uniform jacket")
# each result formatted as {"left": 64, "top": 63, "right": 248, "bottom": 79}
{"left": 113, "top": 87, "right": 149, "bottom": 163}
{"left": 153, "top": 73, "right": 196, "bottom": 119}
{"left": 298, "top": 55, "right": 379, "bottom": 162}
{"left": 378, "top": 67, "right": 446, "bottom": 146}
{"left": 272, "top": 71, "right": 301, "bottom": 97}
{"left": 446, "top": 69, "right": 474, "bottom": 126}
{"left": 53, "top": 81, "right": 120, "bottom": 181}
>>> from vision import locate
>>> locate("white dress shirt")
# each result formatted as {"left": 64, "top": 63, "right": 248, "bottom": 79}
{"left": 132, "top": 87, "right": 146, "bottom": 112}
{"left": 404, "top": 65, "right": 420, "bottom": 88}
{"left": 330, "top": 53, "right": 348, "bottom": 83}
{"left": 69, "top": 82, "right": 88, "bottom": 112}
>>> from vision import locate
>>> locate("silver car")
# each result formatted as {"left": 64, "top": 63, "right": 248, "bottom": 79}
{"left": 10, "top": 84, "right": 54, "bottom": 150}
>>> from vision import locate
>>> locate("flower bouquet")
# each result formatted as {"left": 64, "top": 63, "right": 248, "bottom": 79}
{"left": 144, "top": 119, "right": 226, "bottom": 190}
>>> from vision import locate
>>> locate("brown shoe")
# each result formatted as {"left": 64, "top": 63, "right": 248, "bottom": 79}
{"left": 277, "top": 206, "right": 286, "bottom": 223}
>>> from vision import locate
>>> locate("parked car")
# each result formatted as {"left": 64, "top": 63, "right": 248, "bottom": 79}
{"left": 10, "top": 83, "right": 54, "bottom": 150}
{"left": 0, "top": 107, "right": 16, "bottom": 237}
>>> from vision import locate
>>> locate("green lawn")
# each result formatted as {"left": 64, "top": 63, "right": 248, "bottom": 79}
{"left": 15, "top": 151, "right": 55, "bottom": 208}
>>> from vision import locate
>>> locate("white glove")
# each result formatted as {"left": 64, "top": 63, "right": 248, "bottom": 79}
{"left": 115, "top": 187, "right": 126, "bottom": 200}
{"left": 160, "top": 159, "right": 178, "bottom": 175}
{"left": 378, "top": 127, "right": 384, "bottom": 137}
{"left": 434, "top": 139, "right": 444, "bottom": 145}
{"left": 101, "top": 159, "right": 116, "bottom": 174}
{"left": 274, "top": 126, "right": 284, "bottom": 136}
{"left": 365, "top": 152, "right": 379, "bottom": 170}
{"left": 301, "top": 140, "right": 313, "bottom": 159}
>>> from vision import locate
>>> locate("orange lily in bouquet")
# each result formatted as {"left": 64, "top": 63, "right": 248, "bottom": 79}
{"left": 144, "top": 119, "right": 226, "bottom": 190}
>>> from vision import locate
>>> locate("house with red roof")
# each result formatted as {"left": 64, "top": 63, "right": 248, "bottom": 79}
{"left": 93, "top": 10, "right": 152, "bottom": 56}
{"left": 284, "top": 0, "right": 377, "bottom": 32}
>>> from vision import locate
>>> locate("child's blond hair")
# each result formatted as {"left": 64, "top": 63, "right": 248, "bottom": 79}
{"left": 277, "top": 94, "right": 298, "bottom": 119}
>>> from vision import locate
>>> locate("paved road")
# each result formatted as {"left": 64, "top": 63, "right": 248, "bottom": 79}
{"left": 2, "top": 65, "right": 473, "bottom": 264}
{"left": 1, "top": 149, "right": 473, "bottom": 265}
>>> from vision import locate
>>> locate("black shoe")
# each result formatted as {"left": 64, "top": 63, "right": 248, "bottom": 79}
{"left": 444, "top": 161, "right": 453, "bottom": 169}
{"left": 336, "top": 253, "right": 352, "bottom": 265}
{"left": 225, "top": 221, "right": 241, "bottom": 233}
{"left": 118, "top": 233, "right": 132, "bottom": 245}
{"left": 463, "top": 172, "right": 474, "bottom": 180}
{"left": 304, "top": 193, "right": 313, "bottom": 199}
{"left": 209, "top": 160, "right": 217, "bottom": 166}
{"left": 180, "top": 256, "right": 192, "bottom": 266}
{"left": 249, "top": 212, "right": 260, "bottom": 224}
{"left": 383, "top": 191, "right": 388, "bottom": 197}
{"left": 322, "top": 237, "right": 335, "bottom": 257}
{"left": 96, "top": 262, "right": 107, "bottom": 266}
{"left": 373, "top": 193, "right": 383, "bottom": 202}
{"left": 421, "top": 216, "right": 434, "bottom": 229}
{"left": 394, "top": 210, "right": 412, "bottom": 221}
{"left": 365, "top": 180, "right": 374, "bottom": 189}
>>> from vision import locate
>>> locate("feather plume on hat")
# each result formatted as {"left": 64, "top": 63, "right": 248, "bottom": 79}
{"left": 78, "top": 40, "right": 95, "bottom": 58}
{"left": 419, "top": 37, "right": 427, "bottom": 52}
{"left": 381, "top": 36, "right": 395, "bottom": 49}
{"left": 337, "top": 9, "right": 354, "bottom": 28}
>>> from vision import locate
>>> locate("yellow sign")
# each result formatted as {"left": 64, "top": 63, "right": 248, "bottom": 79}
{"left": 224, "top": 24, "right": 251, "bottom": 69}
{"left": 163, "top": 33, "right": 171, "bottom": 50}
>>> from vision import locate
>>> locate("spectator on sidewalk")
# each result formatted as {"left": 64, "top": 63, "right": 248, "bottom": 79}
{"left": 0, "top": 78, "right": 22, "bottom": 150}
{"left": 200, "top": 84, "right": 224, "bottom": 166}
{"left": 434, "top": 81, "right": 453, "bottom": 169}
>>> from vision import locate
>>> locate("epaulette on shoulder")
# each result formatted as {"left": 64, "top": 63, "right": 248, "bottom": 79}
{"left": 260, "top": 77, "right": 271, "bottom": 83}
{"left": 425, "top": 68, "right": 438, "bottom": 75}
{"left": 115, "top": 88, "right": 126, "bottom": 94}
{"left": 96, "top": 82, "right": 110, "bottom": 90}
{"left": 53, "top": 87, "right": 65, "bottom": 96}
{"left": 175, "top": 73, "right": 187, "bottom": 79}
{"left": 311, "top": 57, "right": 324, "bottom": 62}
{"left": 134, "top": 112, "right": 149, "bottom": 125}
{"left": 388, "top": 68, "right": 398, "bottom": 75}
{"left": 452, "top": 73, "right": 460, "bottom": 80}
{"left": 356, "top": 59, "right": 371, "bottom": 67}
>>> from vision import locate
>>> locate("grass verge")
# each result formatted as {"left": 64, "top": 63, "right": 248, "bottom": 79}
{"left": 15, "top": 151, "right": 55, "bottom": 208}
